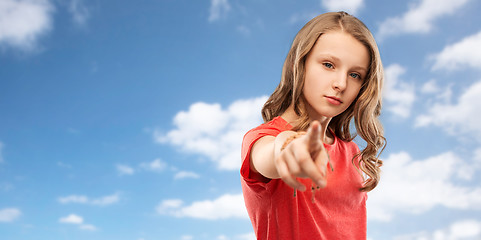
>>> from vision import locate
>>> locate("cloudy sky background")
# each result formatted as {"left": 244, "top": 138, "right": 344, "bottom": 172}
{"left": 1, "top": 0, "right": 481, "bottom": 239}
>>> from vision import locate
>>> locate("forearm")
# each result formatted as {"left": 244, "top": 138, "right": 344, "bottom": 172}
{"left": 250, "top": 131, "right": 297, "bottom": 179}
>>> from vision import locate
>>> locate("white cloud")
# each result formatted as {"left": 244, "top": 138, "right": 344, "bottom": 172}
{"left": 421, "top": 79, "right": 440, "bottom": 94}
{"left": 321, "top": 0, "right": 364, "bottom": 15}
{"left": 368, "top": 151, "right": 481, "bottom": 222}
{"left": 208, "top": 0, "right": 230, "bottom": 22}
{"left": 0, "top": 208, "right": 21, "bottom": 222}
{"left": 156, "top": 193, "right": 248, "bottom": 220}
{"left": 156, "top": 199, "right": 183, "bottom": 215}
{"left": 181, "top": 235, "right": 193, "bottom": 240}
{"left": 236, "top": 232, "right": 256, "bottom": 240}
{"left": 78, "top": 224, "right": 97, "bottom": 231}
{"left": 140, "top": 158, "right": 167, "bottom": 172}
{"left": 377, "top": 0, "right": 471, "bottom": 39}
{"left": 59, "top": 214, "right": 83, "bottom": 224}
{"left": 155, "top": 96, "right": 267, "bottom": 171}
{"left": 448, "top": 219, "right": 481, "bottom": 239}
{"left": 58, "top": 195, "right": 88, "bottom": 204}
{"left": 475, "top": 148, "right": 481, "bottom": 162}
{"left": 116, "top": 164, "right": 135, "bottom": 175}
{"left": 68, "top": 0, "right": 89, "bottom": 26}
{"left": 383, "top": 64, "right": 415, "bottom": 118}
{"left": 416, "top": 80, "right": 481, "bottom": 141}
{"left": 0, "top": 0, "right": 54, "bottom": 51}
{"left": 58, "top": 192, "right": 120, "bottom": 206}
{"left": 90, "top": 193, "right": 120, "bottom": 206}
{"left": 420, "top": 80, "right": 453, "bottom": 106}
{"left": 215, "top": 232, "right": 256, "bottom": 240}
{"left": 393, "top": 219, "right": 481, "bottom": 240}
{"left": 59, "top": 213, "right": 97, "bottom": 231}
{"left": 117, "top": 159, "right": 168, "bottom": 175}
{"left": 174, "top": 171, "right": 200, "bottom": 180}
{"left": 431, "top": 31, "right": 481, "bottom": 71}
{"left": 118, "top": 161, "right": 197, "bottom": 180}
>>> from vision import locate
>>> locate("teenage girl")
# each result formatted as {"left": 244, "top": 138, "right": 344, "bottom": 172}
{"left": 241, "top": 11, "right": 385, "bottom": 239}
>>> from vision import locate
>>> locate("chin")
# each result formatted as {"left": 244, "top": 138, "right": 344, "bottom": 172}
{"left": 309, "top": 111, "right": 338, "bottom": 120}
{"left": 305, "top": 104, "right": 342, "bottom": 120}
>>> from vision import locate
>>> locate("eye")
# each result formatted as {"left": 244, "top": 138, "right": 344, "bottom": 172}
{"left": 323, "top": 62, "right": 334, "bottom": 69}
{"left": 349, "top": 72, "right": 361, "bottom": 79}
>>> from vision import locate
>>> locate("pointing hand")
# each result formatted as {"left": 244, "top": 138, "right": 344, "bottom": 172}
{"left": 274, "top": 121, "right": 331, "bottom": 191}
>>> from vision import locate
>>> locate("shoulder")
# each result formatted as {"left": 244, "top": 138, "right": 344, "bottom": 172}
{"left": 244, "top": 117, "right": 292, "bottom": 140}
{"left": 241, "top": 117, "right": 292, "bottom": 171}
{"left": 242, "top": 117, "right": 291, "bottom": 158}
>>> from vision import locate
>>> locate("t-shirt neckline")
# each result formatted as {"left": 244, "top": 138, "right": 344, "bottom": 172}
{"left": 275, "top": 116, "right": 337, "bottom": 147}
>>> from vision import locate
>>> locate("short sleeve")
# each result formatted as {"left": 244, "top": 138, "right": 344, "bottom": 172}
{"left": 240, "top": 118, "right": 291, "bottom": 185}
{"left": 240, "top": 129, "right": 278, "bottom": 184}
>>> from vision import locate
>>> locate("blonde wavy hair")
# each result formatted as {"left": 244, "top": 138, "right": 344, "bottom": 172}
{"left": 262, "top": 11, "right": 386, "bottom": 192}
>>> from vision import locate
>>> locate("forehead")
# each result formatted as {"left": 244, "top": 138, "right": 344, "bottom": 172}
{"left": 310, "top": 30, "right": 370, "bottom": 70}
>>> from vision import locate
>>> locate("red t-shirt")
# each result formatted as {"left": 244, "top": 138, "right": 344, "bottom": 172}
{"left": 240, "top": 117, "right": 367, "bottom": 240}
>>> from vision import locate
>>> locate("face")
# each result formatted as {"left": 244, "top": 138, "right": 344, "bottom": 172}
{"left": 302, "top": 30, "right": 370, "bottom": 120}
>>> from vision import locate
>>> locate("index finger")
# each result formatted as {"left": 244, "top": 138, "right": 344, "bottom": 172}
{"left": 305, "top": 121, "right": 322, "bottom": 150}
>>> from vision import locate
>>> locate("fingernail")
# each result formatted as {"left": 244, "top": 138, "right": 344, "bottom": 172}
{"left": 317, "top": 180, "right": 326, "bottom": 188}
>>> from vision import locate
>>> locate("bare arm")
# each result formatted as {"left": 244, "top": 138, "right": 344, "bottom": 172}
{"left": 249, "top": 121, "right": 330, "bottom": 191}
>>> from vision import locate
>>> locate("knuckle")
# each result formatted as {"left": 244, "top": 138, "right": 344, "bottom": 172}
{"left": 278, "top": 170, "right": 290, "bottom": 179}
{"left": 290, "top": 167, "right": 301, "bottom": 176}
{"left": 274, "top": 156, "right": 282, "bottom": 164}
{"left": 275, "top": 154, "right": 286, "bottom": 164}
{"left": 297, "top": 153, "right": 313, "bottom": 165}
{"left": 297, "top": 156, "right": 308, "bottom": 164}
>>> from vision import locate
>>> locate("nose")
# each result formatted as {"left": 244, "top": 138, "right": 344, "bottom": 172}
{"left": 332, "top": 72, "right": 347, "bottom": 91}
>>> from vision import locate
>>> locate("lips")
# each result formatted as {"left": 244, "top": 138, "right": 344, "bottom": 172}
{"left": 325, "top": 96, "right": 342, "bottom": 105}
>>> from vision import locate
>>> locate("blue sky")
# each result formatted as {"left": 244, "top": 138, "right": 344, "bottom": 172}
{"left": 1, "top": 0, "right": 481, "bottom": 239}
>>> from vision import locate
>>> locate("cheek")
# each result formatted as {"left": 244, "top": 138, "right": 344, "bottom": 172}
{"left": 303, "top": 78, "right": 321, "bottom": 99}
{"left": 346, "top": 85, "right": 362, "bottom": 103}
{"left": 302, "top": 76, "right": 315, "bottom": 95}
{"left": 304, "top": 72, "right": 327, "bottom": 91}
{"left": 352, "top": 81, "right": 363, "bottom": 94}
